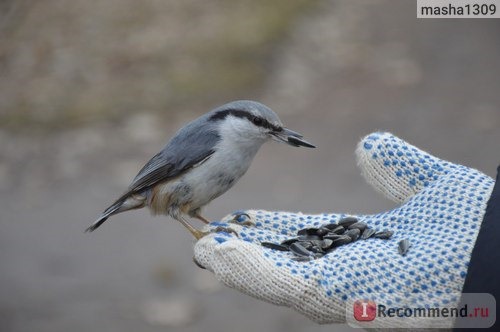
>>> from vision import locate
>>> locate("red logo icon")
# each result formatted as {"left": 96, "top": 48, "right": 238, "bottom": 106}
{"left": 353, "top": 300, "right": 377, "bottom": 321}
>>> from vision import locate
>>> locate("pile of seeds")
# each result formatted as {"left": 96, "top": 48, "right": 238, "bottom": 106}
{"left": 260, "top": 217, "right": 394, "bottom": 261}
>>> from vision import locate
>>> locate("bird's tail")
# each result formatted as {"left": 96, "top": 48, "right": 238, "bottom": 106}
{"left": 86, "top": 195, "right": 146, "bottom": 232}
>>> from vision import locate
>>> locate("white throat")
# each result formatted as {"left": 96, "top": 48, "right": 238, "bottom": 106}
{"left": 215, "top": 117, "right": 267, "bottom": 172}
{"left": 218, "top": 116, "right": 267, "bottom": 149}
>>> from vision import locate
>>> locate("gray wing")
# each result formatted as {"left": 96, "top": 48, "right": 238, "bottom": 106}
{"left": 124, "top": 119, "right": 220, "bottom": 197}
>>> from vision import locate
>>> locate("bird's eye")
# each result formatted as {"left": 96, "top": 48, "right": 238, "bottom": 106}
{"left": 252, "top": 117, "right": 263, "bottom": 126}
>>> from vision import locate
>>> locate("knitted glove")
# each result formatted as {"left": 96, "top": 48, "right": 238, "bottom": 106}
{"left": 194, "top": 132, "right": 494, "bottom": 328}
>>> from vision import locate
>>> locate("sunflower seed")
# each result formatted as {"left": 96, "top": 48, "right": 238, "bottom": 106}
{"left": 323, "top": 223, "right": 339, "bottom": 230}
{"left": 321, "top": 239, "right": 334, "bottom": 249}
{"left": 290, "top": 242, "right": 313, "bottom": 257}
{"left": 292, "top": 256, "right": 312, "bottom": 262}
{"left": 312, "top": 252, "right": 325, "bottom": 259}
{"left": 261, "top": 242, "right": 290, "bottom": 251}
{"left": 297, "top": 235, "right": 321, "bottom": 242}
{"left": 330, "top": 225, "right": 346, "bottom": 235}
{"left": 348, "top": 221, "right": 368, "bottom": 232}
{"left": 316, "top": 227, "right": 330, "bottom": 236}
{"left": 374, "top": 230, "right": 394, "bottom": 239}
{"left": 280, "top": 238, "right": 299, "bottom": 246}
{"left": 297, "top": 241, "right": 314, "bottom": 250}
{"left": 297, "top": 228, "right": 319, "bottom": 236}
{"left": 308, "top": 239, "right": 325, "bottom": 248}
{"left": 323, "top": 233, "right": 344, "bottom": 240}
{"left": 309, "top": 245, "right": 324, "bottom": 254}
{"left": 345, "top": 228, "right": 361, "bottom": 241}
{"left": 398, "top": 239, "right": 411, "bottom": 256}
{"left": 338, "top": 217, "right": 359, "bottom": 227}
{"left": 361, "top": 228, "right": 376, "bottom": 240}
{"left": 332, "top": 235, "right": 352, "bottom": 247}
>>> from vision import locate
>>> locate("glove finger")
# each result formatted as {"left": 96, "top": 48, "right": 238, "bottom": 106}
{"left": 222, "top": 210, "right": 358, "bottom": 236}
{"left": 356, "top": 132, "right": 454, "bottom": 203}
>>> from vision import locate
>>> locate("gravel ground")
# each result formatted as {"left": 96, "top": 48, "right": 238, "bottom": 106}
{"left": 1, "top": 1, "right": 499, "bottom": 331}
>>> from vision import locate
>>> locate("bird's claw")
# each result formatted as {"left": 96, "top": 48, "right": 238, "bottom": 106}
{"left": 211, "top": 226, "right": 239, "bottom": 237}
{"left": 192, "top": 225, "right": 239, "bottom": 240}
{"left": 229, "top": 212, "right": 255, "bottom": 227}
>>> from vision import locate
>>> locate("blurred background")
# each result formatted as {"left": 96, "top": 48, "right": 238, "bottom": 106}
{"left": 1, "top": 0, "right": 499, "bottom": 331}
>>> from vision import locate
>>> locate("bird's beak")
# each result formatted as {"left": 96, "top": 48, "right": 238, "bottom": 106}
{"left": 271, "top": 127, "right": 316, "bottom": 148}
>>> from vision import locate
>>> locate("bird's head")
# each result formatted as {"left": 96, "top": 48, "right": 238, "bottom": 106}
{"left": 209, "top": 100, "right": 315, "bottom": 148}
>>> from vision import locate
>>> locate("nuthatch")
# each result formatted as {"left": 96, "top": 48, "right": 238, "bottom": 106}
{"left": 87, "top": 100, "right": 315, "bottom": 239}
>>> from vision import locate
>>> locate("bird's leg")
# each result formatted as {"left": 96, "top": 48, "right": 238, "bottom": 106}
{"left": 177, "top": 216, "right": 207, "bottom": 240}
{"left": 193, "top": 212, "right": 211, "bottom": 224}
{"left": 177, "top": 216, "right": 238, "bottom": 239}
{"left": 192, "top": 211, "right": 239, "bottom": 236}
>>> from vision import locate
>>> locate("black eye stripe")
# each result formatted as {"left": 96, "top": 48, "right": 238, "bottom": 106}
{"left": 209, "top": 109, "right": 282, "bottom": 132}
{"left": 252, "top": 116, "right": 263, "bottom": 126}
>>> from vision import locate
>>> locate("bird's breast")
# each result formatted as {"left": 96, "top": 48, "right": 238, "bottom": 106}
{"left": 148, "top": 139, "right": 263, "bottom": 217}
{"left": 186, "top": 142, "right": 261, "bottom": 206}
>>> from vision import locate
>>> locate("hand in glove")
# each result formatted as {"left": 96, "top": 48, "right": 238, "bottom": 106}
{"left": 194, "top": 132, "right": 494, "bottom": 328}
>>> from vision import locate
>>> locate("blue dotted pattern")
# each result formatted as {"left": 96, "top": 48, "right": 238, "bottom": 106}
{"left": 363, "top": 133, "right": 454, "bottom": 191}
{"left": 208, "top": 133, "right": 493, "bottom": 308}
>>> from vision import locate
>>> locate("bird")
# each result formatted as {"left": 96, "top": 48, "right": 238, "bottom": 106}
{"left": 87, "top": 100, "right": 315, "bottom": 239}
